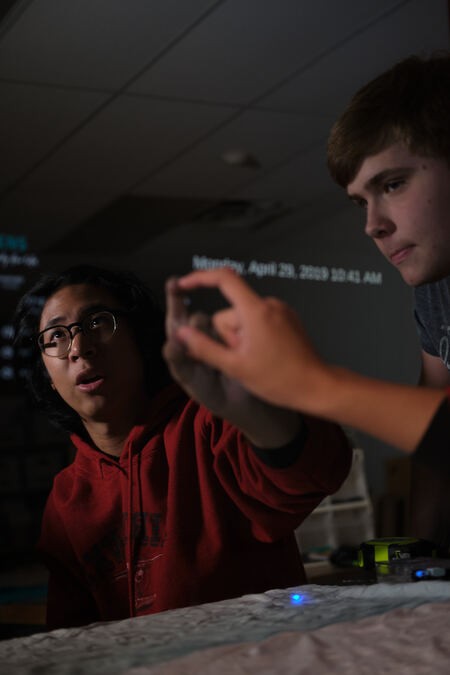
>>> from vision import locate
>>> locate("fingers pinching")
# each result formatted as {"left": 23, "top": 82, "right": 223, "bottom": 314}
{"left": 212, "top": 308, "right": 241, "bottom": 348}
{"left": 177, "top": 268, "right": 260, "bottom": 313}
{"left": 165, "top": 276, "right": 190, "bottom": 337}
{"left": 189, "top": 311, "right": 212, "bottom": 333}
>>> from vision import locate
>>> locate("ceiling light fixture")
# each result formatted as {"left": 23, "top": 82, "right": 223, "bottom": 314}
{"left": 220, "top": 149, "right": 261, "bottom": 169}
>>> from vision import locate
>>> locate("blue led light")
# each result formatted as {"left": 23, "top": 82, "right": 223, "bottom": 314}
{"left": 290, "top": 593, "right": 304, "bottom": 605}
{"left": 414, "top": 570, "right": 427, "bottom": 578}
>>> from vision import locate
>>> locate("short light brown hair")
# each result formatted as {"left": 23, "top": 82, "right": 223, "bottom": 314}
{"left": 327, "top": 52, "right": 450, "bottom": 187}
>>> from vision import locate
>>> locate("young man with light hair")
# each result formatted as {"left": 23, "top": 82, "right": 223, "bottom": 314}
{"left": 166, "top": 53, "right": 450, "bottom": 552}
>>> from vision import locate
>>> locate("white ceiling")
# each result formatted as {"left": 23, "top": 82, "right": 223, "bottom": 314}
{"left": 0, "top": 0, "right": 449, "bottom": 282}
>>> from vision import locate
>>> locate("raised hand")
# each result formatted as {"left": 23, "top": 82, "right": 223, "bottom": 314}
{"left": 163, "top": 275, "right": 301, "bottom": 448}
{"left": 170, "top": 268, "right": 328, "bottom": 414}
{"left": 163, "top": 276, "right": 246, "bottom": 414}
{"left": 170, "top": 268, "right": 448, "bottom": 455}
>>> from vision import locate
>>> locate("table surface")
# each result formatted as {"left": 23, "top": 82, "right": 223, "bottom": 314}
{"left": 1, "top": 580, "right": 450, "bottom": 675}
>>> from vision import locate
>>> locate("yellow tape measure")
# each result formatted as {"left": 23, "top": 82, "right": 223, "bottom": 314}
{"left": 357, "top": 537, "right": 436, "bottom": 569}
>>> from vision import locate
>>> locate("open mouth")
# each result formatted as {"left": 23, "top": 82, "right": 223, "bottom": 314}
{"left": 80, "top": 375, "right": 101, "bottom": 385}
{"left": 76, "top": 373, "right": 105, "bottom": 391}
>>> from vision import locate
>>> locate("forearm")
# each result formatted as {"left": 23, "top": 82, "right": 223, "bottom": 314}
{"left": 221, "top": 399, "right": 303, "bottom": 449}
{"left": 169, "top": 269, "right": 447, "bottom": 453}
{"left": 299, "top": 365, "right": 447, "bottom": 453}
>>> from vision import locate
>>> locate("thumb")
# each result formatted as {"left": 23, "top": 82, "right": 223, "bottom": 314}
{"left": 176, "top": 324, "right": 234, "bottom": 373}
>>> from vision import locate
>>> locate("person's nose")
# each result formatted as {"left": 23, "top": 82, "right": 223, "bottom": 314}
{"left": 364, "top": 200, "right": 395, "bottom": 240}
{"left": 69, "top": 327, "right": 96, "bottom": 360}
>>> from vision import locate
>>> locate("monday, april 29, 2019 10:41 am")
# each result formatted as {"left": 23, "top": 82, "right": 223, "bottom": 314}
{"left": 192, "top": 255, "right": 383, "bottom": 286}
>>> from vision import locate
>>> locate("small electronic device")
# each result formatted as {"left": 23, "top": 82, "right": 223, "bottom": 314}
{"left": 377, "top": 557, "right": 450, "bottom": 583}
{"left": 355, "top": 537, "right": 450, "bottom": 583}
{"left": 409, "top": 561, "right": 449, "bottom": 580}
{"left": 183, "top": 285, "right": 230, "bottom": 316}
{"left": 357, "top": 537, "right": 437, "bottom": 570}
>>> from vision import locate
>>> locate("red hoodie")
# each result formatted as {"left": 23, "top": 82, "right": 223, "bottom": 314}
{"left": 38, "top": 384, "right": 351, "bottom": 629}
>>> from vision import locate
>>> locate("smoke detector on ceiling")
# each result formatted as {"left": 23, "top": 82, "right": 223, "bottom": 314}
{"left": 220, "top": 148, "right": 261, "bottom": 169}
{"left": 193, "top": 199, "right": 290, "bottom": 229}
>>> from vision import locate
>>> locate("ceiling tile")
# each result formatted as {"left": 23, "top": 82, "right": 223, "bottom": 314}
{"left": 129, "top": 0, "right": 411, "bottom": 103}
{"left": 14, "top": 96, "right": 236, "bottom": 194}
{"left": 0, "top": 82, "right": 106, "bottom": 191}
{"left": 0, "top": 0, "right": 448, "bottom": 285}
{"left": 134, "top": 108, "right": 334, "bottom": 199}
{"left": 232, "top": 141, "right": 343, "bottom": 208}
{"left": 0, "top": 0, "right": 220, "bottom": 88}
{"left": 260, "top": 0, "right": 450, "bottom": 115}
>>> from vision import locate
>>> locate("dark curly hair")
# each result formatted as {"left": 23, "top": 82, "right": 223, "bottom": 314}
{"left": 13, "top": 264, "right": 171, "bottom": 436}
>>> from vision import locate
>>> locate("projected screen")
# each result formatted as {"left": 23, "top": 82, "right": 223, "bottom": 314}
{"left": 0, "top": 233, "right": 41, "bottom": 393}
{"left": 191, "top": 254, "right": 383, "bottom": 287}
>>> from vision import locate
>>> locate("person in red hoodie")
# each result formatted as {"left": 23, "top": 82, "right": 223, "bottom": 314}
{"left": 13, "top": 264, "right": 351, "bottom": 629}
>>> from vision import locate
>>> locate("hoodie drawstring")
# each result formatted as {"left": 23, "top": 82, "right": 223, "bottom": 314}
{"left": 126, "top": 442, "right": 144, "bottom": 618}
{"left": 127, "top": 447, "right": 135, "bottom": 617}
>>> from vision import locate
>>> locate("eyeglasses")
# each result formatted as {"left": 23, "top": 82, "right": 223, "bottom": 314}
{"left": 37, "top": 310, "right": 123, "bottom": 358}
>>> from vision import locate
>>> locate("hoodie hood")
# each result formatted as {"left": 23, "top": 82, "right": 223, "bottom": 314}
{"left": 70, "top": 383, "right": 187, "bottom": 468}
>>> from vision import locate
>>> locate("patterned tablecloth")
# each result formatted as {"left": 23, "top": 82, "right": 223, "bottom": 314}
{"left": 1, "top": 581, "right": 450, "bottom": 674}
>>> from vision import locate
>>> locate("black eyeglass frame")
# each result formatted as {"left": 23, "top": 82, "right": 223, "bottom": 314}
{"left": 37, "top": 308, "right": 127, "bottom": 358}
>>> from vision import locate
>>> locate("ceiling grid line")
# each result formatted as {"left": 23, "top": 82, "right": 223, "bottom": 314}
{"left": 247, "top": 0, "right": 413, "bottom": 109}
{"left": 0, "top": 0, "right": 34, "bottom": 40}
{"left": 0, "top": 0, "right": 448, "bottom": 262}
{"left": 0, "top": 0, "right": 228, "bottom": 200}
{"left": 90, "top": 0, "right": 417, "bottom": 198}
{"left": 1, "top": 0, "right": 414, "bottom": 205}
